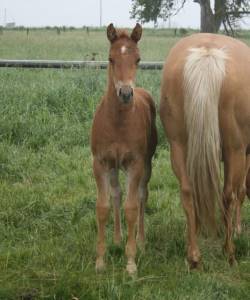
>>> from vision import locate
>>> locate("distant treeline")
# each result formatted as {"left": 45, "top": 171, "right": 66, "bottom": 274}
{"left": 0, "top": 26, "right": 103, "bottom": 31}
{"left": 0, "top": 26, "right": 200, "bottom": 35}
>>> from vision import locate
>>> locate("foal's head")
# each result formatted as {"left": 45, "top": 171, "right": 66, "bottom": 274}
{"left": 107, "top": 23, "right": 142, "bottom": 104}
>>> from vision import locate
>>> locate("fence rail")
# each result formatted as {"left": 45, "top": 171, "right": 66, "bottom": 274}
{"left": 0, "top": 59, "right": 164, "bottom": 70}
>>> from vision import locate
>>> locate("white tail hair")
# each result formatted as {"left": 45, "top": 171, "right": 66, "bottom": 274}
{"left": 183, "top": 47, "right": 227, "bottom": 230}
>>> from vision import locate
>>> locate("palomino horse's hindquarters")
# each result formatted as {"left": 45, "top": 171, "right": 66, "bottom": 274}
{"left": 183, "top": 46, "right": 227, "bottom": 231}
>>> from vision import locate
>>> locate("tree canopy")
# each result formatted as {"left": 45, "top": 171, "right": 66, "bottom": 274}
{"left": 130, "top": 0, "right": 250, "bottom": 34}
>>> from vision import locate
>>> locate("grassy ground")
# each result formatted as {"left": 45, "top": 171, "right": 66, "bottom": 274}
{"left": 0, "top": 29, "right": 249, "bottom": 299}
{"left": 0, "top": 28, "right": 181, "bottom": 61}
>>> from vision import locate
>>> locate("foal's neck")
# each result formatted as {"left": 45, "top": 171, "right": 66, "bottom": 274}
{"left": 105, "top": 66, "right": 134, "bottom": 114}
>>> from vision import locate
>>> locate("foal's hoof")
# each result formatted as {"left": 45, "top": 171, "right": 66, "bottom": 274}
{"left": 235, "top": 225, "right": 242, "bottom": 236}
{"left": 228, "top": 255, "right": 237, "bottom": 267}
{"left": 126, "top": 261, "right": 137, "bottom": 276}
{"left": 186, "top": 257, "right": 202, "bottom": 271}
{"left": 186, "top": 250, "right": 201, "bottom": 271}
{"left": 188, "top": 260, "right": 201, "bottom": 270}
{"left": 95, "top": 257, "right": 106, "bottom": 272}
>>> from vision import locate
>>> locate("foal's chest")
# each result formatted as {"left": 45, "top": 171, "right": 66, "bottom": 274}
{"left": 93, "top": 123, "right": 147, "bottom": 169}
{"left": 99, "top": 142, "right": 137, "bottom": 170}
{"left": 91, "top": 101, "right": 149, "bottom": 168}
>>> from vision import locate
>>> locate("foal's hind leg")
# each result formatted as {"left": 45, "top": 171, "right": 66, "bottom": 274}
{"left": 137, "top": 160, "right": 152, "bottom": 251}
{"left": 93, "top": 159, "right": 110, "bottom": 271}
{"left": 110, "top": 169, "right": 122, "bottom": 245}
{"left": 235, "top": 155, "right": 250, "bottom": 235}
{"left": 125, "top": 160, "right": 144, "bottom": 275}
{"left": 223, "top": 149, "right": 246, "bottom": 265}
{"left": 170, "top": 141, "right": 201, "bottom": 269}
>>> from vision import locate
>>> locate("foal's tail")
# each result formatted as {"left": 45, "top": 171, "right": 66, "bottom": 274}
{"left": 183, "top": 47, "right": 227, "bottom": 231}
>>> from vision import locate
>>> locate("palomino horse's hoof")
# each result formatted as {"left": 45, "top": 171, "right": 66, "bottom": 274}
{"left": 126, "top": 261, "right": 137, "bottom": 275}
{"left": 222, "top": 246, "right": 237, "bottom": 267}
{"left": 95, "top": 257, "right": 106, "bottom": 272}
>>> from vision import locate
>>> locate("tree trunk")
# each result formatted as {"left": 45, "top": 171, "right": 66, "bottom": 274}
{"left": 214, "top": 0, "right": 227, "bottom": 32}
{"left": 194, "top": 0, "right": 216, "bottom": 33}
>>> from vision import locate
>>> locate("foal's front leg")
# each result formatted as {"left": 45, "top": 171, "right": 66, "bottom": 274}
{"left": 125, "top": 160, "right": 144, "bottom": 275}
{"left": 93, "top": 158, "right": 110, "bottom": 271}
{"left": 110, "top": 169, "right": 122, "bottom": 245}
{"left": 137, "top": 161, "right": 151, "bottom": 251}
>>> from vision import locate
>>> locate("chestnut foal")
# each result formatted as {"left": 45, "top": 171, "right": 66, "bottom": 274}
{"left": 91, "top": 24, "right": 157, "bottom": 275}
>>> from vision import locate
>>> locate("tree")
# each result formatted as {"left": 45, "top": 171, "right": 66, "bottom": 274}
{"left": 130, "top": 0, "right": 250, "bottom": 34}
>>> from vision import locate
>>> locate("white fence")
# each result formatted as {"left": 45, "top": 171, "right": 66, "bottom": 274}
{"left": 0, "top": 59, "right": 164, "bottom": 70}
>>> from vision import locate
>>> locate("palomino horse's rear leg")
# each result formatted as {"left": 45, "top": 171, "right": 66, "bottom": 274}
{"left": 125, "top": 160, "right": 144, "bottom": 275}
{"left": 110, "top": 169, "right": 122, "bottom": 245}
{"left": 235, "top": 155, "right": 250, "bottom": 235}
{"left": 170, "top": 141, "right": 201, "bottom": 269}
{"left": 246, "top": 156, "right": 250, "bottom": 199}
{"left": 93, "top": 159, "right": 110, "bottom": 272}
{"left": 223, "top": 149, "right": 246, "bottom": 265}
{"left": 137, "top": 161, "right": 152, "bottom": 251}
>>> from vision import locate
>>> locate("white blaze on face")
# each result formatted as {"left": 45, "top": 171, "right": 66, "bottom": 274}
{"left": 121, "top": 45, "right": 127, "bottom": 54}
{"left": 114, "top": 46, "right": 135, "bottom": 97}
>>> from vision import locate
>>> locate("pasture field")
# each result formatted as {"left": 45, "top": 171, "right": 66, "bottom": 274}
{"left": 0, "top": 28, "right": 249, "bottom": 299}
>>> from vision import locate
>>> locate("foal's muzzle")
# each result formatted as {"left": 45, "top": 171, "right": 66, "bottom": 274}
{"left": 119, "top": 85, "right": 134, "bottom": 104}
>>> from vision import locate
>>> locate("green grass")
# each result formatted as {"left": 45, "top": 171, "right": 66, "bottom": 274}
{"left": 0, "top": 28, "right": 178, "bottom": 61}
{"left": 0, "top": 29, "right": 249, "bottom": 299}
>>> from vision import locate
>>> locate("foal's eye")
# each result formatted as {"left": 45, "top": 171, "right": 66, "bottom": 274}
{"left": 109, "top": 57, "right": 114, "bottom": 64}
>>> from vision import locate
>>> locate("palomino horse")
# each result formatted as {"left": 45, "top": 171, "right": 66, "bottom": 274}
{"left": 91, "top": 24, "right": 157, "bottom": 274}
{"left": 160, "top": 33, "right": 250, "bottom": 268}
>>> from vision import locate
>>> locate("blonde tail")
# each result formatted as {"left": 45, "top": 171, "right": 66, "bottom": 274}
{"left": 183, "top": 47, "right": 227, "bottom": 231}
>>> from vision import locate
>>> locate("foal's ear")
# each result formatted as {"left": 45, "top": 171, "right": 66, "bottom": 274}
{"left": 107, "top": 23, "right": 118, "bottom": 43}
{"left": 131, "top": 23, "right": 142, "bottom": 43}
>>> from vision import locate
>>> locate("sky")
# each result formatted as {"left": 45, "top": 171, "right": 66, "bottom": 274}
{"left": 1, "top": 0, "right": 250, "bottom": 29}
